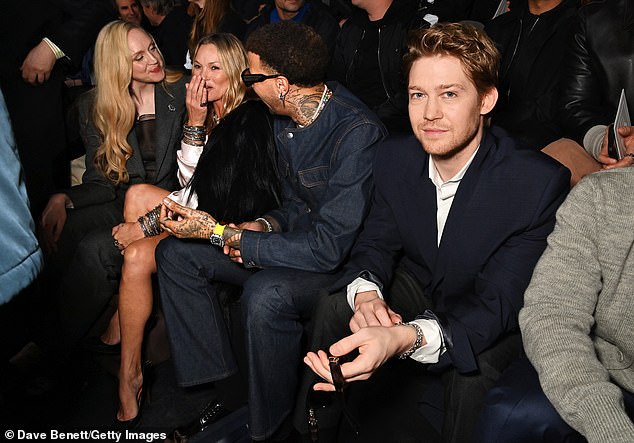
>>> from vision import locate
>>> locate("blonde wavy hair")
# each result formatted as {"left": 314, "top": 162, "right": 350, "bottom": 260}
{"left": 188, "top": 0, "right": 232, "bottom": 56}
{"left": 192, "top": 33, "right": 248, "bottom": 128}
{"left": 92, "top": 20, "right": 180, "bottom": 185}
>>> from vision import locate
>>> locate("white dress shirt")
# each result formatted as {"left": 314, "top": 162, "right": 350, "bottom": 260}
{"left": 166, "top": 138, "right": 207, "bottom": 209}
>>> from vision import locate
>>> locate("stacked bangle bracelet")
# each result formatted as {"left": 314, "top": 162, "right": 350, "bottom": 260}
{"left": 182, "top": 124, "right": 207, "bottom": 146}
{"left": 138, "top": 204, "right": 163, "bottom": 237}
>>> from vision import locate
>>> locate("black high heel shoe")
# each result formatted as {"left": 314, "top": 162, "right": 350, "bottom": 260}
{"left": 116, "top": 361, "right": 153, "bottom": 428}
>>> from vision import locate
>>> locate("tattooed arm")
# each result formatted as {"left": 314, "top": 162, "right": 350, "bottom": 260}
{"left": 160, "top": 197, "right": 218, "bottom": 240}
{"left": 160, "top": 197, "right": 246, "bottom": 249}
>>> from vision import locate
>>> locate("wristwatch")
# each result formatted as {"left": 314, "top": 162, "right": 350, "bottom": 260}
{"left": 209, "top": 223, "right": 225, "bottom": 247}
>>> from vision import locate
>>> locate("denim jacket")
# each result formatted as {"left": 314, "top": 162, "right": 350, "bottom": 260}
{"left": 240, "top": 82, "right": 386, "bottom": 273}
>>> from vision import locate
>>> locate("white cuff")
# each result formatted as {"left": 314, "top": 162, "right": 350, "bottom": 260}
{"left": 168, "top": 188, "right": 198, "bottom": 209}
{"left": 177, "top": 139, "right": 204, "bottom": 186}
{"left": 408, "top": 318, "right": 444, "bottom": 364}
{"left": 42, "top": 37, "right": 66, "bottom": 60}
{"left": 346, "top": 277, "right": 384, "bottom": 311}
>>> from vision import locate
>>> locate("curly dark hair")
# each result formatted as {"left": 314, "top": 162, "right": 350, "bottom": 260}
{"left": 245, "top": 21, "right": 328, "bottom": 87}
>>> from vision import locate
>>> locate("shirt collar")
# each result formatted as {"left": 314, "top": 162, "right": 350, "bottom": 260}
{"left": 428, "top": 147, "right": 479, "bottom": 197}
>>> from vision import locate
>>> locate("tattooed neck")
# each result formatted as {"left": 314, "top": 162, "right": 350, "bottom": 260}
{"left": 286, "top": 84, "right": 326, "bottom": 126}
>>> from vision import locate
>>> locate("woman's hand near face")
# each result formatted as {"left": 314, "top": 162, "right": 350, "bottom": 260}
{"left": 185, "top": 74, "right": 208, "bottom": 126}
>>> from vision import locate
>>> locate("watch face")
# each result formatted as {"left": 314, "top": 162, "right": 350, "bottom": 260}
{"left": 210, "top": 234, "right": 224, "bottom": 247}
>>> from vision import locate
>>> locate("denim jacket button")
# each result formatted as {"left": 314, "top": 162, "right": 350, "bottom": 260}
{"left": 287, "top": 132, "right": 294, "bottom": 139}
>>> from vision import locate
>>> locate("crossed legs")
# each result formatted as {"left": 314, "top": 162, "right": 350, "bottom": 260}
{"left": 97, "top": 184, "right": 171, "bottom": 421}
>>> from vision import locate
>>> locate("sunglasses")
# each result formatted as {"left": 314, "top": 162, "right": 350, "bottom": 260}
{"left": 241, "top": 69, "right": 285, "bottom": 87}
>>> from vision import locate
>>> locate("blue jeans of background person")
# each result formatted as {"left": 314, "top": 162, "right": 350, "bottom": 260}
{"left": 475, "top": 355, "right": 634, "bottom": 443}
{"left": 156, "top": 236, "right": 340, "bottom": 441}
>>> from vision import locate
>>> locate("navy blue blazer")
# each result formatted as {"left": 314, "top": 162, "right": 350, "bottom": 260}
{"left": 343, "top": 126, "right": 570, "bottom": 374}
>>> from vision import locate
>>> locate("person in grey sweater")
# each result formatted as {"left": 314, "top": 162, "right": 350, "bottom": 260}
{"left": 475, "top": 167, "right": 634, "bottom": 443}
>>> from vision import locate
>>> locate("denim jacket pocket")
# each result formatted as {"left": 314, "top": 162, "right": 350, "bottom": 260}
{"left": 298, "top": 166, "right": 329, "bottom": 188}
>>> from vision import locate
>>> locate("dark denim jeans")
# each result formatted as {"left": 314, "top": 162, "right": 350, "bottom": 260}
{"left": 156, "top": 236, "right": 340, "bottom": 440}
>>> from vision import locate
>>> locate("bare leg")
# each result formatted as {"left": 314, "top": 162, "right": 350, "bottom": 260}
{"left": 100, "top": 310, "right": 120, "bottom": 345}
{"left": 117, "top": 233, "right": 167, "bottom": 421}
{"left": 100, "top": 184, "right": 172, "bottom": 346}
{"left": 123, "top": 184, "right": 171, "bottom": 223}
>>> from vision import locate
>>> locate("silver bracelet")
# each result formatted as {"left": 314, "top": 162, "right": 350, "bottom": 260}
{"left": 137, "top": 205, "right": 163, "bottom": 237}
{"left": 255, "top": 217, "right": 273, "bottom": 232}
{"left": 397, "top": 322, "right": 424, "bottom": 359}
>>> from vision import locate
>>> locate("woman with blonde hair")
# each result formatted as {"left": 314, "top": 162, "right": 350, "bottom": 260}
{"left": 40, "top": 20, "right": 186, "bottom": 251}
{"left": 38, "top": 20, "right": 187, "bottom": 355}
{"left": 98, "top": 32, "right": 280, "bottom": 424}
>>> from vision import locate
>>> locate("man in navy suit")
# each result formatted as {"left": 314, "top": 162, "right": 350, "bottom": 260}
{"left": 304, "top": 22, "right": 570, "bottom": 443}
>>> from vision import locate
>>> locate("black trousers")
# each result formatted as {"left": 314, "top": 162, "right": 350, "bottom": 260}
{"left": 296, "top": 263, "right": 522, "bottom": 443}
{"left": 38, "top": 198, "right": 124, "bottom": 354}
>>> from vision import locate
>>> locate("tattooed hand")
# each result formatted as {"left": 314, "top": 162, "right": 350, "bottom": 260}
{"left": 159, "top": 197, "right": 217, "bottom": 239}
{"left": 222, "top": 223, "right": 244, "bottom": 263}
{"left": 223, "top": 225, "right": 242, "bottom": 249}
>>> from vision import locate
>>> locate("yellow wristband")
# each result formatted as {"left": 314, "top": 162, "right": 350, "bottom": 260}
{"left": 213, "top": 223, "right": 225, "bottom": 236}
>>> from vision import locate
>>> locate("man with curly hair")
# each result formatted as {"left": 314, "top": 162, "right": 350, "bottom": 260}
{"left": 157, "top": 21, "right": 386, "bottom": 441}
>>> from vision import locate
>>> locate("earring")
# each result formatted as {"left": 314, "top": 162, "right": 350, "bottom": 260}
{"left": 278, "top": 92, "right": 285, "bottom": 103}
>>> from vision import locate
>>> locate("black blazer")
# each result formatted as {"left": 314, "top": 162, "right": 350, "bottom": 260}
{"left": 485, "top": 0, "right": 578, "bottom": 150}
{"left": 558, "top": 0, "right": 634, "bottom": 145}
{"left": 0, "top": 0, "right": 114, "bottom": 65}
{"left": 342, "top": 127, "right": 570, "bottom": 373}
{"left": 66, "top": 76, "right": 187, "bottom": 209}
